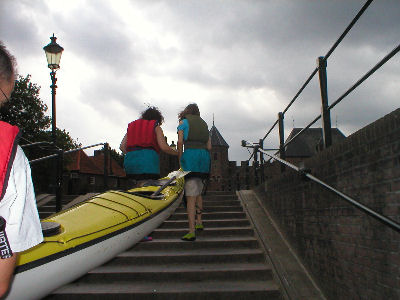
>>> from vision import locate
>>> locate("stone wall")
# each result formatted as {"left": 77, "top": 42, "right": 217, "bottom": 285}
{"left": 259, "top": 109, "right": 400, "bottom": 299}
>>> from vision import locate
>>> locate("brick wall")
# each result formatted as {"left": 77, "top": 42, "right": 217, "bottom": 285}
{"left": 259, "top": 108, "right": 400, "bottom": 299}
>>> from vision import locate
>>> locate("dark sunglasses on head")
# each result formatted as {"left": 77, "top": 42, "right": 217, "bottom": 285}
{"left": 0, "top": 86, "right": 10, "bottom": 102}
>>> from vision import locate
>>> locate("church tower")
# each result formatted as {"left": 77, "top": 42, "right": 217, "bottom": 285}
{"left": 208, "top": 119, "right": 230, "bottom": 191}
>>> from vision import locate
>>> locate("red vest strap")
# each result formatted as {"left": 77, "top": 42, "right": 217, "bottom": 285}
{"left": 0, "top": 121, "right": 20, "bottom": 201}
{"left": 126, "top": 119, "right": 160, "bottom": 153}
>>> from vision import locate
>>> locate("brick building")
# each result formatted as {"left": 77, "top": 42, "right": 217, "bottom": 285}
{"left": 208, "top": 122, "right": 256, "bottom": 191}
{"left": 65, "top": 150, "right": 126, "bottom": 194}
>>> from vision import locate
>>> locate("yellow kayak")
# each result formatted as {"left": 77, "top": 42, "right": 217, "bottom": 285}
{"left": 6, "top": 171, "right": 185, "bottom": 300}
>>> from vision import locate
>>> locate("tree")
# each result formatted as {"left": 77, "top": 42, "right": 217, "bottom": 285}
{"left": 0, "top": 74, "right": 51, "bottom": 141}
{"left": 0, "top": 74, "right": 81, "bottom": 193}
{"left": 109, "top": 148, "right": 124, "bottom": 167}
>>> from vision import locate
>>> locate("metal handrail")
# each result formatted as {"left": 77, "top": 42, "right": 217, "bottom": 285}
{"left": 29, "top": 142, "right": 106, "bottom": 164}
{"left": 323, "top": 0, "right": 374, "bottom": 61}
{"left": 260, "top": 0, "right": 375, "bottom": 145}
{"left": 64, "top": 143, "right": 106, "bottom": 155}
{"left": 282, "top": 68, "right": 318, "bottom": 116}
{"left": 328, "top": 43, "right": 400, "bottom": 111}
{"left": 28, "top": 141, "right": 110, "bottom": 213}
{"left": 21, "top": 141, "right": 54, "bottom": 148}
{"left": 242, "top": 140, "right": 400, "bottom": 233}
{"left": 281, "top": 43, "right": 400, "bottom": 150}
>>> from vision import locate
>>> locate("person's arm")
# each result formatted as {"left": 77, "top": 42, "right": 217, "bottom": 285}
{"left": 177, "top": 120, "right": 185, "bottom": 164}
{"left": 155, "top": 126, "right": 178, "bottom": 156}
{"left": 177, "top": 129, "right": 184, "bottom": 165}
{"left": 0, "top": 253, "right": 17, "bottom": 297}
{"left": 119, "top": 133, "right": 127, "bottom": 154}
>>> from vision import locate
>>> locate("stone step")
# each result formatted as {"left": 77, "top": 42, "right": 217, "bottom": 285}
{"left": 203, "top": 194, "right": 238, "bottom": 201}
{"left": 107, "top": 248, "right": 265, "bottom": 265}
{"left": 200, "top": 200, "right": 241, "bottom": 206}
{"left": 48, "top": 280, "right": 281, "bottom": 300}
{"left": 204, "top": 190, "right": 236, "bottom": 196}
{"left": 44, "top": 191, "right": 282, "bottom": 300}
{"left": 38, "top": 195, "right": 81, "bottom": 219}
{"left": 39, "top": 212, "right": 54, "bottom": 219}
{"left": 132, "top": 237, "right": 260, "bottom": 251}
{"left": 168, "top": 211, "right": 247, "bottom": 220}
{"left": 175, "top": 206, "right": 243, "bottom": 213}
{"left": 80, "top": 262, "right": 273, "bottom": 283}
{"left": 151, "top": 227, "right": 254, "bottom": 239}
{"left": 159, "top": 219, "right": 250, "bottom": 229}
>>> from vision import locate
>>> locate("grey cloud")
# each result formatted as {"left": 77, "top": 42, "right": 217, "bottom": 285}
{"left": 0, "top": 1, "right": 45, "bottom": 59}
{"left": 2, "top": 0, "right": 399, "bottom": 162}
{"left": 54, "top": 2, "right": 137, "bottom": 76}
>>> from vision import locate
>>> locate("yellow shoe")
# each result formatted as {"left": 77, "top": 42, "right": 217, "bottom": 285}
{"left": 181, "top": 232, "right": 196, "bottom": 241}
{"left": 195, "top": 224, "right": 204, "bottom": 231}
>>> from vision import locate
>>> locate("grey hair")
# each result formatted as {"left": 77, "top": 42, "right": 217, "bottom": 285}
{"left": 0, "top": 41, "right": 16, "bottom": 83}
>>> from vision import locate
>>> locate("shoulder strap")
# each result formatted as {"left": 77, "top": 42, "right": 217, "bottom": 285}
{"left": 0, "top": 121, "right": 20, "bottom": 201}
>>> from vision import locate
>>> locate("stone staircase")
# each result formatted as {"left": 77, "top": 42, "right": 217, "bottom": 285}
{"left": 45, "top": 191, "right": 282, "bottom": 299}
{"left": 37, "top": 195, "right": 79, "bottom": 219}
{"left": 37, "top": 193, "right": 97, "bottom": 219}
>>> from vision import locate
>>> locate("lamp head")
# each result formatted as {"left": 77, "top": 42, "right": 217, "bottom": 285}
{"left": 43, "top": 34, "right": 64, "bottom": 70}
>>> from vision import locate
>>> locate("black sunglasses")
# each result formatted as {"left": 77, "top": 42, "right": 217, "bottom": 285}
{"left": 0, "top": 86, "right": 10, "bottom": 102}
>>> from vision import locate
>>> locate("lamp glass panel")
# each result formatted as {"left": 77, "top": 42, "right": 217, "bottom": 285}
{"left": 45, "top": 52, "right": 62, "bottom": 69}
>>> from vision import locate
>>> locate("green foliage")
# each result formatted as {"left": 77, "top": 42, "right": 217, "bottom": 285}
{"left": 0, "top": 74, "right": 51, "bottom": 140}
{"left": 0, "top": 74, "right": 81, "bottom": 193}
{"left": 109, "top": 147, "right": 124, "bottom": 167}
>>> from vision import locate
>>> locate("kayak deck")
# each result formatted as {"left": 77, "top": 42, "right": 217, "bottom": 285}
{"left": 17, "top": 176, "right": 184, "bottom": 267}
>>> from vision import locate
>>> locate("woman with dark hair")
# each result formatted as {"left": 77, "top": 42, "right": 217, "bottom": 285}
{"left": 177, "top": 103, "right": 211, "bottom": 241}
{"left": 120, "top": 106, "right": 178, "bottom": 184}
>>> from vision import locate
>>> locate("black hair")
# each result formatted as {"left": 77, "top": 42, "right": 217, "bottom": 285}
{"left": 141, "top": 106, "right": 164, "bottom": 125}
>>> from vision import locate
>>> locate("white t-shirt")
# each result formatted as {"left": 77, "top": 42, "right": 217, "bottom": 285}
{"left": 0, "top": 146, "right": 43, "bottom": 252}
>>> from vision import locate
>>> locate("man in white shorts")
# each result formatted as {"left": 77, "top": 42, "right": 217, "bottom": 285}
{"left": 0, "top": 41, "right": 43, "bottom": 297}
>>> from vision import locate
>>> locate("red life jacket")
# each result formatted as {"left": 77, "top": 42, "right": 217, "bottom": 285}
{"left": 126, "top": 119, "right": 160, "bottom": 153}
{"left": 0, "top": 121, "right": 20, "bottom": 201}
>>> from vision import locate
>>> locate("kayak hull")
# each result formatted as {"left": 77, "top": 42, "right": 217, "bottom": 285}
{"left": 6, "top": 174, "right": 184, "bottom": 300}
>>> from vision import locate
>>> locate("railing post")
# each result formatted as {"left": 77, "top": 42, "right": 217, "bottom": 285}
{"left": 55, "top": 149, "right": 63, "bottom": 212}
{"left": 253, "top": 145, "right": 259, "bottom": 186}
{"left": 259, "top": 138, "right": 265, "bottom": 183}
{"left": 103, "top": 143, "right": 109, "bottom": 191}
{"left": 278, "top": 112, "right": 286, "bottom": 172}
{"left": 317, "top": 56, "right": 332, "bottom": 148}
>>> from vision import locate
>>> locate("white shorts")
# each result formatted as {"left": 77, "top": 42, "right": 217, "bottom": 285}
{"left": 184, "top": 177, "right": 204, "bottom": 197}
{"left": 0, "top": 147, "right": 43, "bottom": 252}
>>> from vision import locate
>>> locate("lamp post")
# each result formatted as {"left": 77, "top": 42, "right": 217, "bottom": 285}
{"left": 43, "top": 34, "right": 64, "bottom": 147}
{"left": 43, "top": 34, "right": 64, "bottom": 211}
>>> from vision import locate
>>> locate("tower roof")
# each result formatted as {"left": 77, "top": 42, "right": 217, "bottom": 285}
{"left": 209, "top": 125, "right": 229, "bottom": 148}
{"left": 285, "top": 127, "right": 346, "bottom": 157}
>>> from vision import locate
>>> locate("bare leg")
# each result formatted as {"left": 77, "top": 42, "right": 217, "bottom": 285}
{"left": 0, "top": 253, "right": 17, "bottom": 298}
{"left": 186, "top": 196, "right": 196, "bottom": 234}
{"left": 195, "top": 195, "right": 203, "bottom": 225}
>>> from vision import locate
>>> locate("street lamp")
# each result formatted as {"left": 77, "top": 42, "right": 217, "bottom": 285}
{"left": 43, "top": 34, "right": 63, "bottom": 146}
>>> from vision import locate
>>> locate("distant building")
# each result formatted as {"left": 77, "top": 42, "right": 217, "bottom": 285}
{"left": 64, "top": 126, "right": 346, "bottom": 194}
{"left": 159, "top": 138, "right": 179, "bottom": 177}
{"left": 208, "top": 126, "right": 347, "bottom": 191}
{"left": 208, "top": 122, "right": 256, "bottom": 191}
{"left": 208, "top": 123, "right": 230, "bottom": 191}
{"left": 285, "top": 128, "right": 346, "bottom": 164}
{"left": 65, "top": 150, "right": 126, "bottom": 194}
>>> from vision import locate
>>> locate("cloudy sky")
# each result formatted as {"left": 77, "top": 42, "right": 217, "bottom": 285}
{"left": 1, "top": 0, "right": 399, "bottom": 163}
